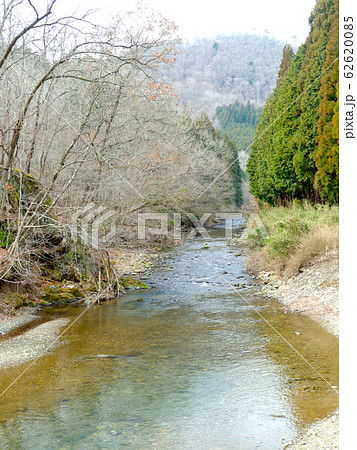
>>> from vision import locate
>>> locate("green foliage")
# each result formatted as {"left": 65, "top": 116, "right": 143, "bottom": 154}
{"left": 314, "top": 0, "right": 339, "bottom": 203}
{"left": 266, "top": 217, "right": 310, "bottom": 257}
{"left": 215, "top": 101, "right": 261, "bottom": 129}
{"left": 277, "top": 44, "right": 294, "bottom": 80}
{"left": 214, "top": 101, "right": 260, "bottom": 206}
{"left": 8, "top": 294, "right": 28, "bottom": 309}
{"left": 247, "top": 0, "right": 339, "bottom": 205}
{"left": 0, "top": 227, "right": 15, "bottom": 248}
{"left": 247, "top": 227, "right": 266, "bottom": 248}
{"left": 65, "top": 246, "right": 88, "bottom": 264}
{"left": 248, "top": 201, "right": 339, "bottom": 259}
{"left": 214, "top": 101, "right": 262, "bottom": 152}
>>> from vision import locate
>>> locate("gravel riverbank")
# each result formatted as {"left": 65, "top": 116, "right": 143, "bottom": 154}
{"left": 0, "top": 318, "right": 70, "bottom": 370}
{"left": 285, "top": 411, "right": 339, "bottom": 449}
{"left": 255, "top": 251, "right": 339, "bottom": 449}
{"left": 256, "top": 251, "right": 339, "bottom": 336}
{"left": 0, "top": 310, "right": 37, "bottom": 336}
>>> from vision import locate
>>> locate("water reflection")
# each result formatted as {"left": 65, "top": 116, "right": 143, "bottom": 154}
{"left": 0, "top": 229, "right": 338, "bottom": 449}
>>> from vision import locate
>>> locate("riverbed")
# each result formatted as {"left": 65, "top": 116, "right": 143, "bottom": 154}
{"left": 0, "top": 227, "right": 339, "bottom": 449}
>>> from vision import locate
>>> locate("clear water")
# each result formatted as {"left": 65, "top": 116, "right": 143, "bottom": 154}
{"left": 0, "top": 228, "right": 339, "bottom": 449}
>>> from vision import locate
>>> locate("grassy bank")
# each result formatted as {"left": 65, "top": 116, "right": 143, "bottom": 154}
{"left": 246, "top": 202, "right": 339, "bottom": 278}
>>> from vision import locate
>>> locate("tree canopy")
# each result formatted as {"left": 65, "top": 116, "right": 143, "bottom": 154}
{"left": 247, "top": 0, "right": 339, "bottom": 205}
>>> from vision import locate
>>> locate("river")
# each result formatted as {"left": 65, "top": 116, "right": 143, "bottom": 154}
{"left": 0, "top": 227, "right": 338, "bottom": 449}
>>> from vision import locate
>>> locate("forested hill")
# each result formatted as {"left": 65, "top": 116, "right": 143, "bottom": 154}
{"left": 163, "top": 34, "right": 285, "bottom": 117}
{"left": 247, "top": 0, "right": 339, "bottom": 205}
{"left": 214, "top": 101, "right": 262, "bottom": 169}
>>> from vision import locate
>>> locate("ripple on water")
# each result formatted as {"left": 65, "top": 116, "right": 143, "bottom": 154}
{"left": 0, "top": 230, "right": 338, "bottom": 449}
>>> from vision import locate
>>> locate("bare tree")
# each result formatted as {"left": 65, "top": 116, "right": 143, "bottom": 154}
{"left": 0, "top": 0, "right": 237, "bottom": 292}
{"left": 0, "top": 1, "right": 181, "bottom": 274}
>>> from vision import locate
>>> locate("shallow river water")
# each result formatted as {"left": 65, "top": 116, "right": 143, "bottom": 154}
{"left": 0, "top": 228, "right": 338, "bottom": 449}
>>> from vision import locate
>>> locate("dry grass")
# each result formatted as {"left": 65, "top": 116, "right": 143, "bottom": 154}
{"left": 246, "top": 247, "right": 286, "bottom": 274}
{"left": 246, "top": 202, "right": 339, "bottom": 278}
{"left": 283, "top": 225, "right": 339, "bottom": 277}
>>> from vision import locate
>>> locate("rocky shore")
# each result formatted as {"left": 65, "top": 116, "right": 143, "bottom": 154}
{"left": 0, "top": 247, "right": 159, "bottom": 336}
{"left": 254, "top": 251, "right": 339, "bottom": 449}
{"left": 255, "top": 250, "right": 339, "bottom": 337}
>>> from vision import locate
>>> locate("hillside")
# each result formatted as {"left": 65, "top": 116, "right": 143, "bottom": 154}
{"left": 214, "top": 101, "right": 262, "bottom": 169}
{"left": 163, "top": 34, "right": 285, "bottom": 117}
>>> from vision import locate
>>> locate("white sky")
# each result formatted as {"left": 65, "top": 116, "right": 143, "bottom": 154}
{"left": 60, "top": 0, "right": 317, "bottom": 45}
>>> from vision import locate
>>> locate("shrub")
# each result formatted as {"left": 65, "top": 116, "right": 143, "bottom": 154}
{"left": 246, "top": 202, "right": 339, "bottom": 277}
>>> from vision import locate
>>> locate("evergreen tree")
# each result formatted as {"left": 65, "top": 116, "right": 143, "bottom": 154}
{"left": 277, "top": 44, "right": 294, "bottom": 81}
{"left": 314, "top": 0, "right": 339, "bottom": 203}
{"left": 247, "top": 0, "right": 339, "bottom": 205}
{"left": 214, "top": 101, "right": 262, "bottom": 153}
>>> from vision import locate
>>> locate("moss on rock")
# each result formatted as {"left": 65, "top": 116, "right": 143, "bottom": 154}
{"left": 51, "top": 270, "right": 62, "bottom": 281}
{"left": 0, "top": 166, "right": 56, "bottom": 225}
{"left": 8, "top": 294, "right": 28, "bottom": 309}
{"left": 122, "top": 278, "right": 149, "bottom": 290}
{"left": 40, "top": 285, "right": 83, "bottom": 303}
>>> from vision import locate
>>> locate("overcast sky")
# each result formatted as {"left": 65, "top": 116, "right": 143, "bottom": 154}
{"left": 60, "top": 0, "right": 317, "bottom": 45}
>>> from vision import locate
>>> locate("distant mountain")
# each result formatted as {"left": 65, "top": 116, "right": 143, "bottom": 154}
{"left": 164, "top": 34, "right": 285, "bottom": 117}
